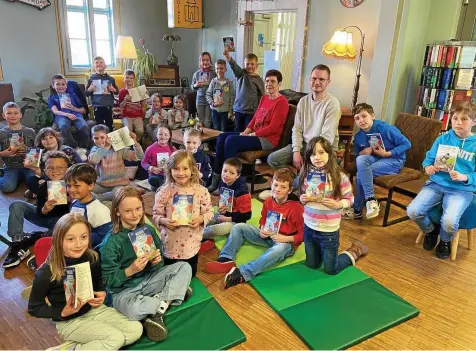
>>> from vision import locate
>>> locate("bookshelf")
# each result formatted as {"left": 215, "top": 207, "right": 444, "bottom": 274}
{"left": 415, "top": 40, "right": 476, "bottom": 131}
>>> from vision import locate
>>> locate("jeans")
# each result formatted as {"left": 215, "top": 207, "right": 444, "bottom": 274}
{"left": 407, "top": 181, "right": 473, "bottom": 242}
{"left": 123, "top": 117, "right": 144, "bottom": 143}
{"left": 8, "top": 201, "right": 59, "bottom": 242}
{"left": 203, "top": 220, "right": 234, "bottom": 239}
{"left": 94, "top": 106, "right": 113, "bottom": 131}
{"left": 93, "top": 184, "right": 122, "bottom": 202}
{"left": 213, "top": 132, "right": 262, "bottom": 173}
{"left": 234, "top": 111, "right": 254, "bottom": 133}
{"left": 211, "top": 110, "right": 233, "bottom": 132}
{"left": 55, "top": 115, "right": 90, "bottom": 149}
{"left": 304, "top": 224, "right": 352, "bottom": 275}
{"left": 0, "top": 167, "right": 35, "bottom": 194}
{"left": 267, "top": 144, "right": 299, "bottom": 169}
{"left": 148, "top": 175, "right": 165, "bottom": 189}
{"left": 219, "top": 223, "right": 294, "bottom": 281}
{"left": 354, "top": 155, "right": 404, "bottom": 212}
{"left": 197, "top": 105, "right": 212, "bottom": 128}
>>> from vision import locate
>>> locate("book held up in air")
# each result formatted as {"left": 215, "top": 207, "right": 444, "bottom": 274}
{"left": 171, "top": 194, "right": 194, "bottom": 225}
{"left": 128, "top": 225, "right": 158, "bottom": 260}
{"left": 127, "top": 85, "right": 149, "bottom": 103}
{"left": 108, "top": 126, "right": 135, "bottom": 151}
{"left": 219, "top": 188, "right": 234, "bottom": 213}
{"left": 24, "top": 148, "right": 43, "bottom": 168}
{"left": 47, "top": 180, "right": 68, "bottom": 205}
{"left": 223, "top": 36, "right": 235, "bottom": 52}
{"left": 305, "top": 172, "right": 327, "bottom": 202}
{"left": 63, "top": 261, "right": 94, "bottom": 308}
{"left": 263, "top": 210, "right": 283, "bottom": 237}
{"left": 434, "top": 145, "right": 459, "bottom": 172}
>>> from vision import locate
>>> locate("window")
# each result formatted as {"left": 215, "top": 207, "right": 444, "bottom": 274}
{"left": 58, "top": 0, "right": 119, "bottom": 75}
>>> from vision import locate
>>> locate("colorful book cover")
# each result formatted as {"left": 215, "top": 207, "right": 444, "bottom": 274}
{"left": 128, "top": 225, "right": 157, "bottom": 260}
{"left": 213, "top": 89, "right": 223, "bottom": 105}
{"left": 263, "top": 210, "right": 283, "bottom": 237}
{"left": 171, "top": 194, "right": 194, "bottom": 225}
{"left": 156, "top": 152, "right": 169, "bottom": 169}
{"left": 434, "top": 144, "right": 459, "bottom": 172}
{"left": 8, "top": 131, "right": 24, "bottom": 148}
{"left": 223, "top": 36, "right": 235, "bottom": 52}
{"left": 59, "top": 93, "right": 71, "bottom": 109}
{"left": 367, "top": 133, "right": 386, "bottom": 151}
{"left": 199, "top": 71, "right": 210, "bottom": 84}
{"left": 24, "top": 148, "right": 43, "bottom": 168}
{"left": 63, "top": 262, "right": 94, "bottom": 308}
{"left": 219, "top": 187, "right": 234, "bottom": 213}
{"left": 47, "top": 180, "right": 68, "bottom": 205}
{"left": 305, "top": 172, "right": 327, "bottom": 202}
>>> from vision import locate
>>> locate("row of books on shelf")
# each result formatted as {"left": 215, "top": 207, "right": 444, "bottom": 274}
{"left": 423, "top": 44, "right": 476, "bottom": 68}
{"left": 416, "top": 87, "right": 473, "bottom": 111}
{"left": 415, "top": 107, "right": 451, "bottom": 131}
{"left": 420, "top": 66, "right": 475, "bottom": 90}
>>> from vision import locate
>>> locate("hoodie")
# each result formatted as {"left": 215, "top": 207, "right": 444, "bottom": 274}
{"left": 422, "top": 129, "right": 476, "bottom": 192}
{"left": 193, "top": 148, "right": 211, "bottom": 183}
{"left": 354, "top": 120, "right": 411, "bottom": 162}
{"left": 259, "top": 193, "right": 304, "bottom": 249}
{"left": 218, "top": 176, "right": 252, "bottom": 223}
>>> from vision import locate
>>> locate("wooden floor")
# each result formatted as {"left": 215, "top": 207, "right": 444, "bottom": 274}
{"left": 1, "top": 182, "right": 476, "bottom": 350}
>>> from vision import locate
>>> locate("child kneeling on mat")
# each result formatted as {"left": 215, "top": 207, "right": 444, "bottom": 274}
{"left": 299, "top": 137, "right": 368, "bottom": 275}
{"left": 101, "top": 187, "right": 193, "bottom": 342}
{"left": 206, "top": 168, "right": 303, "bottom": 288}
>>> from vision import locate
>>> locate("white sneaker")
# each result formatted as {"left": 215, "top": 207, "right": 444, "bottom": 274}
{"left": 365, "top": 199, "right": 380, "bottom": 219}
{"left": 255, "top": 159, "right": 262, "bottom": 165}
{"left": 259, "top": 190, "right": 272, "bottom": 201}
{"left": 75, "top": 148, "right": 88, "bottom": 162}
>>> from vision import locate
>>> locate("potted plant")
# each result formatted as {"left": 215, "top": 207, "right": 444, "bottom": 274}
{"left": 162, "top": 34, "right": 182, "bottom": 66}
{"left": 21, "top": 88, "right": 54, "bottom": 130}
{"left": 132, "top": 38, "right": 156, "bottom": 84}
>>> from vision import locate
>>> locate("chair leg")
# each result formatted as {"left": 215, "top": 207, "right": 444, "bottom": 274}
{"left": 468, "top": 229, "right": 474, "bottom": 250}
{"left": 416, "top": 231, "right": 424, "bottom": 244}
{"left": 451, "top": 230, "right": 461, "bottom": 261}
{"left": 382, "top": 188, "right": 394, "bottom": 227}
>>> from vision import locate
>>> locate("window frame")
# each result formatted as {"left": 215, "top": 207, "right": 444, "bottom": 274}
{"left": 57, "top": 0, "right": 121, "bottom": 76}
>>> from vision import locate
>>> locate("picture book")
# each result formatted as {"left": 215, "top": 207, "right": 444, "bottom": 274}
{"left": 59, "top": 93, "right": 71, "bottom": 109}
{"left": 199, "top": 71, "right": 210, "bottom": 84}
{"left": 24, "top": 148, "right": 43, "bottom": 168}
{"left": 213, "top": 89, "right": 224, "bottom": 106}
{"left": 305, "top": 172, "right": 327, "bottom": 202}
{"left": 223, "top": 36, "right": 235, "bottom": 52}
{"left": 263, "top": 210, "right": 283, "bottom": 237}
{"left": 367, "top": 133, "right": 386, "bottom": 151}
{"left": 156, "top": 152, "right": 169, "bottom": 169}
{"left": 8, "top": 131, "right": 24, "bottom": 148}
{"left": 125, "top": 166, "right": 138, "bottom": 180}
{"left": 434, "top": 145, "right": 459, "bottom": 172}
{"left": 127, "top": 85, "right": 149, "bottom": 103}
{"left": 93, "top": 79, "right": 109, "bottom": 95}
{"left": 219, "top": 188, "right": 234, "bottom": 213}
{"left": 128, "top": 225, "right": 157, "bottom": 260}
{"left": 108, "top": 126, "right": 135, "bottom": 151}
{"left": 47, "top": 180, "right": 68, "bottom": 205}
{"left": 63, "top": 261, "right": 94, "bottom": 308}
{"left": 171, "top": 194, "right": 194, "bottom": 225}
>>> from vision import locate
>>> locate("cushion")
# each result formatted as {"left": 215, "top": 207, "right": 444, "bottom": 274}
{"left": 238, "top": 150, "right": 273, "bottom": 164}
{"left": 374, "top": 167, "right": 424, "bottom": 189}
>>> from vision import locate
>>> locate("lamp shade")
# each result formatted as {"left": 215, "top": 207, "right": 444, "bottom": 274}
{"left": 322, "top": 30, "right": 356, "bottom": 61}
{"left": 115, "top": 35, "right": 137, "bottom": 59}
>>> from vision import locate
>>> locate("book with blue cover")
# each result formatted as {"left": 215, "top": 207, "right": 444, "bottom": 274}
{"left": 219, "top": 187, "right": 234, "bottom": 213}
{"left": 263, "top": 210, "right": 282, "bottom": 237}
{"left": 305, "top": 171, "right": 327, "bottom": 202}
{"left": 171, "top": 194, "right": 194, "bottom": 225}
{"left": 128, "top": 225, "right": 157, "bottom": 260}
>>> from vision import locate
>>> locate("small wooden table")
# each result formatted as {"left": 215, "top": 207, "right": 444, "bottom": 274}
{"left": 171, "top": 127, "right": 222, "bottom": 146}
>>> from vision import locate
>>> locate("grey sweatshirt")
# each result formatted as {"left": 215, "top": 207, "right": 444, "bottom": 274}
{"left": 85, "top": 73, "right": 118, "bottom": 107}
{"left": 191, "top": 70, "right": 217, "bottom": 106}
{"left": 228, "top": 57, "right": 265, "bottom": 114}
{"left": 0, "top": 126, "right": 36, "bottom": 168}
{"left": 205, "top": 77, "right": 235, "bottom": 113}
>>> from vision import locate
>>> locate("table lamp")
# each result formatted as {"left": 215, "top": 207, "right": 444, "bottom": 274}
{"left": 115, "top": 35, "right": 137, "bottom": 71}
{"left": 322, "top": 26, "right": 365, "bottom": 111}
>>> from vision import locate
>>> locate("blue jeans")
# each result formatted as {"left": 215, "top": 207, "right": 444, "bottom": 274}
{"left": 55, "top": 115, "right": 90, "bottom": 148}
{"left": 234, "top": 111, "right": 254, "bottom": 133}
{"left": 213, "top": 132, "right": 262, "bottom": 173}
{"left": 211, "top": 110, "right": 233, "bottom": 132}
{"left": 8, "top": 201, "right": 59, "bottom": 241}
{"left": 148, "top": 175, "right": 165, "bottom": 189}
{"left": 0, "top": 167, "right": 35, "bottom": 194}
{"left": 354, "top": 155, "right": 404, "bottom": 212}
{"left": 219, "top": 223, "right": 294, "bottom": 281}
{"left": 303, "top": 224, "right": 352, "bottom": 275}
{"left": 406, "top": 181, "right": 473, "bottom": 242}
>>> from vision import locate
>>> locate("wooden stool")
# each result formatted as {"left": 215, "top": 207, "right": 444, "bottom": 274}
{"left": 415, "top": 229, "right": 474, "bottom": 260}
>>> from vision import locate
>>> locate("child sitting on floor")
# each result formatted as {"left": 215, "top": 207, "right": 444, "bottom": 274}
{"left": 183, "top": 128, "right": 211, "bottom": 185}
{"left": 145, "top": 93, "right": 168, "bottom": 142}
{"left": 168, "top": 95, "right": 189, "bottom": 130}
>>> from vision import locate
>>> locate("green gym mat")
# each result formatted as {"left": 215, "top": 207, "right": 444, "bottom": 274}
{"left": 249, "top": 262, "right": 420, "bottom": 350}
{"left": 125, "top": 279, "right": 246, "bottom": 350}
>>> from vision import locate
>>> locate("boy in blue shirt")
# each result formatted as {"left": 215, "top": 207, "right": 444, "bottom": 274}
{"left": 407, "top": 102, "right": 476, "bottom": 259}
{"left": 349, "top": 103, "right": 411, "bottom": 220}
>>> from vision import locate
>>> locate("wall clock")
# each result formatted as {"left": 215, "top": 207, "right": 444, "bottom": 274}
{"left": 340, "top": 0, "right": 364, "bottom": 8}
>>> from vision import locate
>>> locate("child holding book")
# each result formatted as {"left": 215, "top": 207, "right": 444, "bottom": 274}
{"left": 183, "top": 128, "right": 211, "bottom": 185}
{"left": 89, "top": 124, "right": 144, "bottom": 201}
{"left": 142, "top": 124, "right": 176, "bottom": 190}
{"left": 28, "top": 213, "right": 143, "bottom": 350}
{"left": 119, "top": 69, "right": 146, "bottom": 144}
{"left": 0, "top": 102, "right": 36, "bottom": 193}
{"left": 201, "top": 158, "right": 251, "bottom": 254}
{"left": 101, "top": 187, "right": 193, "bottom": 342}
{"left": 299, "top": 137, "right": 368, "bottom": 275}
{"left": 48, "top": 74, "right": 90, "bottom": 154}
{"left": 145, "top": 93, "right": 168, "bottom": 142}
{"left": 167, "top": 95, "right": 189, "bottom": 130}
{"left": 153, "top": 150, "right": 214, "bottom": 277}
{"left": 206, "top": 59, "right": 235, "bottom": 132}
{"left": 191, "top": 52, "right": 217, "bottom": 129}
{"left": 348, "top": 103, "right": 411, "bottom": 220}
{"left": 407, "top": 102, "right": 476, "bottom": 259}
{"left": 206, "top": 168, "right": 302, "bottom": 288}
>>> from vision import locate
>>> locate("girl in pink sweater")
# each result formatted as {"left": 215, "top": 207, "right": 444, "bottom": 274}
{"left": 152, "top": 150, "right": 213, "bottom": 276}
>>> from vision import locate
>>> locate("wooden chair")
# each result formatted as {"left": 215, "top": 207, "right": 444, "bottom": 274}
{"left": 237, "top": 104, "right": 297, "bottom": 193}
{"left": 346, "top": 113, "right": 442, "bottom": 227}
{"left": 415, "top": 229, "right": 474, "bottom": 260}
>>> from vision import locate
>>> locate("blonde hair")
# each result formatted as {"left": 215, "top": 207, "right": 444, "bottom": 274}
{"left": 46, "top": 213, "right": 96, "bottom": 281}
{"left": 183, "top": 128, "right": 202, "bottom": 140}
{"left": 162, "top": 150, "right": 201, "bottom": 188}
{"left": 111, "top": 186, "right": 146, "bottom": 233}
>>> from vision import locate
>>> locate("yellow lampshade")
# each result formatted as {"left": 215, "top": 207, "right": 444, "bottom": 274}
{"left": 115, "top": 36, "right": 137, "bottom": 59}
{"left": 322, "top": 30, "right": 356, "bottom": 61}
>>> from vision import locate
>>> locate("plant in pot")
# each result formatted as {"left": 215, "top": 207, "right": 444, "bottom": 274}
{"left": 132, "top": 38, "right": 156, "bottom": 85}
{"left": 162, "top": 34, "right": 181, "bottom": 66}
{"left": 20, "top": 88, "right": 54, "bottom": 131}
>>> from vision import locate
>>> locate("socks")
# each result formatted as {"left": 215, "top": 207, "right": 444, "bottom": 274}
{"left": 217, "top": 257, "right": 232, "bottom": 263}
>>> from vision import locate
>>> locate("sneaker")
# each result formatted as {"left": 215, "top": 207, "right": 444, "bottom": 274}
{"left": 3, "top": 243, "right": 30, "bottom": 269}
{"left": 224, "top": 267, "right": 245, "bottom": 289}
{"left": 342, "top": 207, "right": 362, "bottom": 220}
{"left": 198, "top": 240, "right": 215, "bottom": 254}
{"left": 423, "top": 224, "right": 440, "bottom": 251}
{"left": 27, "top": 255, "right": 37, "bottom": 270}
{"left": 75, "top": 148, "right": 88, "bottom": 162}
{"left": 45, "top": 341, "right": 78, "bottom": 350}
{"left": 258, "top": 190, "right": 273, "bottom": 201}
{"left": 365, "top": 199, "right": 380, "bottom": 219}
{"left": 206, "top": 259, "right": 236, "bottom": 274}
{"left": 24, "top": 189, "right": 37, "bottom": 199}
{"left": 435, "top": 240, "right": 451, "bottom": 259}
{"left": 184, "top": 286, "right": 193, "bottom": 302}
{"left": 144, "top": 312, "right": 168, "bottom": 342}
{"left": 255, "top": 159, "right": 262, "bottom": 165}
{"left": 21, "top": 231, "right": 45, "bottom": 248}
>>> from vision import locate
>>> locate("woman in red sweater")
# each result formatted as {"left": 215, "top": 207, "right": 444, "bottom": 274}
{"left": 208, "top": 69, "right": 289, "bottom": 192}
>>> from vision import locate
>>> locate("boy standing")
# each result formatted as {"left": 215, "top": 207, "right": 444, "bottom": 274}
{"left": 223, "top": 50, "right": 265, "bottom": 133}
{"left": 183, "top": 128, "right": 211, "bottom": 184}
{"left": 407, "top": 102, "right": 476, "bottom": 259}
{"left": 206, "top": 59, "right": 235, "bottom": 132}
{"left": 349, "top": 103, "right": 411, "bottom": 220}
{"left": 206, "top": 168, "right": 303, "bottom": 288}
{"left": 0, "top": 102, "right": 36, "bottom": 193}
{"left": 119, "top": 69, "right": 145, "bottom": 143}
{"left": 85, "top": 56, "right": 118, "bottom": 132}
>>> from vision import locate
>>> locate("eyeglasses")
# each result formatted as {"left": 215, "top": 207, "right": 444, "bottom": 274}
{"left": 46, "top": 166, "right": 67, "bottom": 172}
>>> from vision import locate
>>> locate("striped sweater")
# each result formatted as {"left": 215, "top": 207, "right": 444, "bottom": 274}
{"left": 303, "top": 171, "right": 354, "bottom": 232}
{"left": 88, "top": 144, "right": 144, "bottom": 187}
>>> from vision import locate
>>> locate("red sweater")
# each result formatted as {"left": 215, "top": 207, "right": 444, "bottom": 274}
{"left": 119, "top": 88, "right": 143, "bottom": 118}
{"left": 258, "top": 193, "right": 304, "bottom": 249}
{"left": 247, "top": 95, "right": 289, "bottom": 147}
